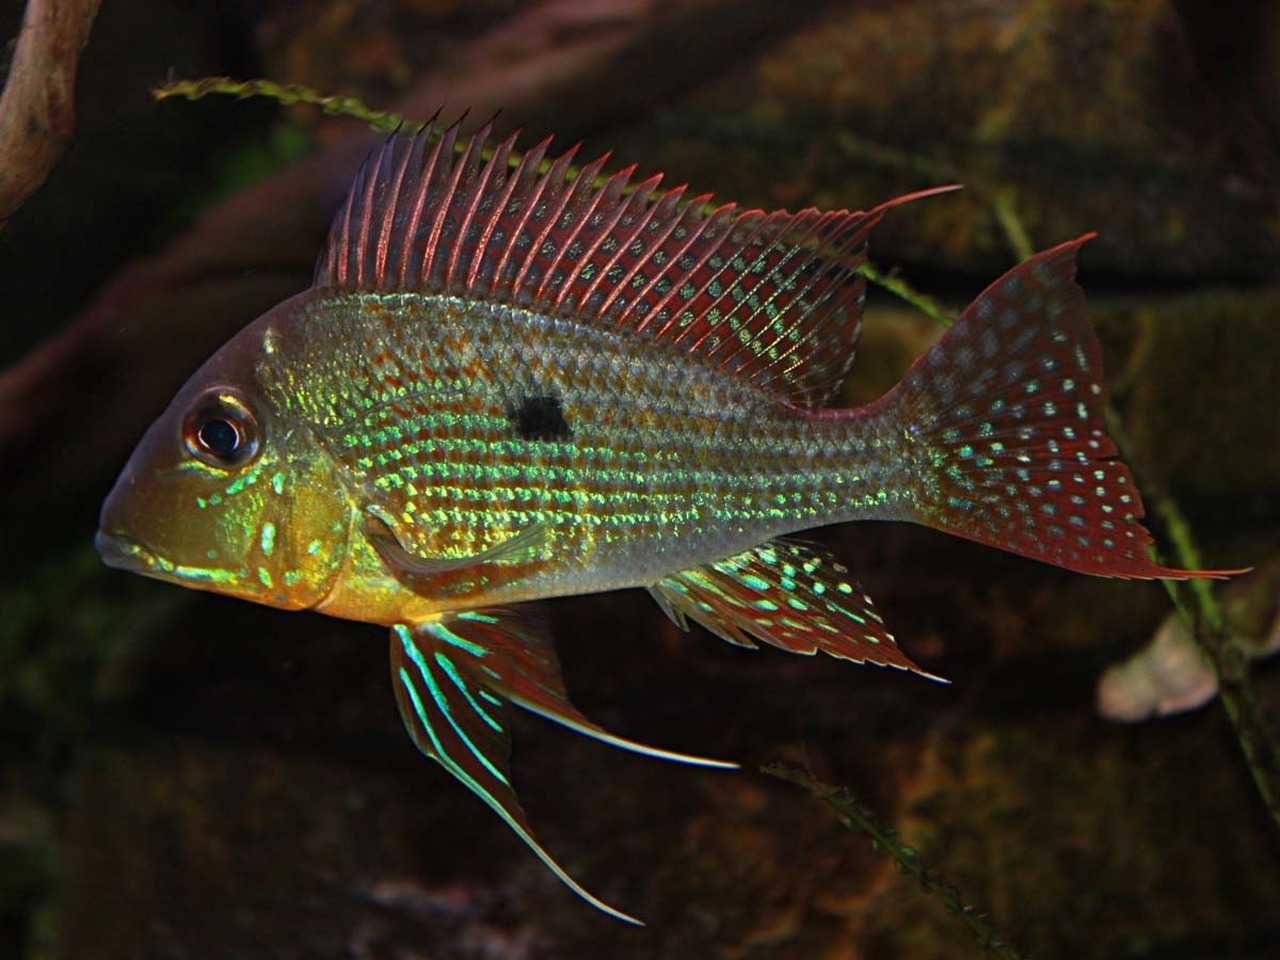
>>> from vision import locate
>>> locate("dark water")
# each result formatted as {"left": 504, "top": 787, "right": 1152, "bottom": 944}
{"left": 1, "top": 2, "right": 1277, "bottom": 957}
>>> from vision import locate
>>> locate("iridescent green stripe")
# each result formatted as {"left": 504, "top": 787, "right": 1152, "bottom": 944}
{"left": 422, "top": 621, "right": 489, "bottom": 658}
{"left": 434, "top": 651, "right": 503, "bottom": 733}
{"left": 398, "top": 631, "right": 508, "bottom": 785}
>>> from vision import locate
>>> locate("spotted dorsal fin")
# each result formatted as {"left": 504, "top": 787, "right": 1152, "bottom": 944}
{"left": 314, "top": 121, "right": 956, "bottom": 406}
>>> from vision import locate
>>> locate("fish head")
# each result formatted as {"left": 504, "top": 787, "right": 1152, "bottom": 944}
{"left": 96, "top": 300, "right": 351, "bottom": 610}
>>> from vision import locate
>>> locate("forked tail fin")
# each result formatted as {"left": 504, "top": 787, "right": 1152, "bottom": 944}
{"left": 880, "top": 235, "right": 1238, "bottom": 580}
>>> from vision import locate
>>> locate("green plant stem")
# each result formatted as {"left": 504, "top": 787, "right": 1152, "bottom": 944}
{"left": 991, "top": 187, "right": 1034, "bottom": 262}
{"left": 155, "top": 77, "right": 412, "bottom": 132}
{"left": 1105, "top": 412, "right": 1280, "bottom": 832}
{"left": 989, "top": 166, "right": 1280, "bottom": 838}
{"left": 857, "top": 261, "right": 958, "bottom": 326}
{"left": 763, "top": 764, "right": 1028, "bottom": 960}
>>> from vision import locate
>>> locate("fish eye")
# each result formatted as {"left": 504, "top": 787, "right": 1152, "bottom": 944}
{"left": 182, "top": 391, "right": 260, "bottom": 468}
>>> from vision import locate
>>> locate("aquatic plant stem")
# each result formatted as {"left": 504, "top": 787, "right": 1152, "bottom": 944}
{"left": 857, "top": 261, "right": 957, "bottom": 326}
{"left": 154, "top": 77, "right": 410, "bottom": 132}
{"left": 1105, "top": 411, "right": 1280, "bottom": 834}
{"left": 990, "top": 166, "right": 1280, "bottom": 838}
{"left": 763, "top": 764, "right": 1028, "bottom": 960}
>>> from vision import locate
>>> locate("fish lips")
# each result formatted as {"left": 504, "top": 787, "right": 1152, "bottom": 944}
{"left": 94, "top": 529, "right": 159, "bottom": 576}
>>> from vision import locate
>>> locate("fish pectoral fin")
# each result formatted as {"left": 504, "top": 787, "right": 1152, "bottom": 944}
{"left": 650, "top": 539, "right": 948, "bottom": 682}
{"left": 389, "top": 619, "right": 641, "bottom": 925}
{"left": 365, "top": 508, "right": 548, "bottom": 592}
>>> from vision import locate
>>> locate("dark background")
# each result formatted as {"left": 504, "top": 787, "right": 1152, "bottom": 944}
{"left": 1, "top": 1, "right": 1278, "bottom": 957}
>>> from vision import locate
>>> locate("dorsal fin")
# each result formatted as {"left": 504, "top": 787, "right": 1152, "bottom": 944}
{"left": 314, "top": 120, "right": 957, "bottom": 406}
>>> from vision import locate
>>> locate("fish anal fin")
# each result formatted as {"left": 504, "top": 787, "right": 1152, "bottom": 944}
{"left": 389, "top": 619, "right": 641, "bottom": 924}
{"left": 650, "top": 540, "right": 944, "bottom": 682}
{"left": 314, "top": 120, "right": 958, "bottom": 406}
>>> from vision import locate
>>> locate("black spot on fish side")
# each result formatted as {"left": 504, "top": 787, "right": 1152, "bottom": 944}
{"left": 507, "top": 395, "right": 572, "bottom": 442}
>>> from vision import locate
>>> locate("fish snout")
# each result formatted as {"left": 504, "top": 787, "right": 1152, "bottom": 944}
{"left": 95, "top": 465, "right": 158, "bottom": 574}
{"left": 94, "top": 529, "right": 153, "bottom": 574}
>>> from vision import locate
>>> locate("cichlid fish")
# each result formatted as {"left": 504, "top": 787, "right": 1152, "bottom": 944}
{"left": 95, "top": 121, "right": 1230, "bottom": 922}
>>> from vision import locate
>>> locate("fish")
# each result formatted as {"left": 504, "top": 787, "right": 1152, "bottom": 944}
{"left": 95, "top": 120, "right": 1234, "bottom": 923}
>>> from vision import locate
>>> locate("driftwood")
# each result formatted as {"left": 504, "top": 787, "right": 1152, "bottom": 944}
{"left": 0, "top": 0, "right": 101, "bottom": 225}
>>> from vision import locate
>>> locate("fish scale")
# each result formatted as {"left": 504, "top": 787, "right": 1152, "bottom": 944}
{"left": 97, "top": 119, "right": 1239, "bottom": 925}
{"left": 263, "top": 291, "right": 907, "bottom": 605}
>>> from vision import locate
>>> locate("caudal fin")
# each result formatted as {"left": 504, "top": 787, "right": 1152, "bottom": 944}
{"left": 884, "top": 235, "right": 1236, "bottom": 580}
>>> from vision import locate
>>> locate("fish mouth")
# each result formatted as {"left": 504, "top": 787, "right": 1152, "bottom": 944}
{"left": 95, "top": 529, "right": 248, "bottom": 591}
{"left": 94, "top": 530, "right": 157, "bottom": 574}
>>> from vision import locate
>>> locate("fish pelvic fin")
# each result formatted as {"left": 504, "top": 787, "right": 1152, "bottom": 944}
{"left": 390, "top": 616, "right": 640, "bottom": 924}
{"left": 314, "top": 119, "right": 957, "bottom": 407}
{"left": 872, "top": 235, "right": 1241, "bottom": 580}
{"left": 650, "top": 539, "right": 944, "bottom": 681}
{"left": 389, "top": 608, "right": 734, "bottom": 920}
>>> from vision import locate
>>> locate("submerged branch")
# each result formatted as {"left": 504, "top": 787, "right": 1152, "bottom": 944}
{"left": 763, "top": 764, "right": 1028, "bottom": 960}
{"left": 0, "top": 0, "right": 102, "bottom": 226}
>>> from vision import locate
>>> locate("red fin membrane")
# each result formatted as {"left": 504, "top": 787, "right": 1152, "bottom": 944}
{"left": 389, "top": 610, "right": 733, "bottom": 923}
{"left": 650, "top": 539, "right": 943, "bottom": 681}
{"left": 884, "top": 236, "right": 1235, "bottom": 580}
{"left": 315, "top": 121, "right": 956, "bottom": 407}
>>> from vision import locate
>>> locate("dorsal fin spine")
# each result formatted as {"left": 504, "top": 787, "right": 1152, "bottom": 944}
{"left": 666, "top": 208, "right": 778, "bottom": 345}
{"left": 488, "top": 135, "right": 555, "bottom": 299}
{"left": 332, "top": 175, "right": 358, "bottom": 287}
{"left": 513, "top": 142, "right": 579, "bottom": 297}
{"left": 736, "top": 212, "right": 853, "bottom": 362}
{"left": 557, "top": 161, "right": 635, "bottom": 306}
{"left": 604, "top": 188, "right": 701, "bottom": 323}
{"left": 530, "top": 153, "right": 616, "bottom": 307}
{"left": 396, "top": 133, "right": 448, "bottom": 288}
{"left": 511, "top": 145, "right": 586, "bottom": 300}
{"left": 316, "top": 126, "right": 962, "bottom": 407}
{"left": 353, "top": 148, "right": 386, "bottom": 287}
{"left": 636, "top": 202, "right": 739, "bottom": 335}
{"left": 752, "top": 216, "right": 869, "bottom": 395}
{"left": 420, "top": 124, "right": 465, "bottom": 288}
{"left": 465, "top": 130, "right": 523, "bottom": 291}
{"left": 375, "top": 135, "right": 418, "bottom": 287}
{"left": 442, "top": 121, "right": 498, "bottom": 292}
{"left": 688, "top": 210, "right": 824, "bottom": 358}
{"left": 583, "top": 176, "right": 675, "bottom": 316}
{"left": 557, "top": 168, "right": 655, "bottom": 313}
